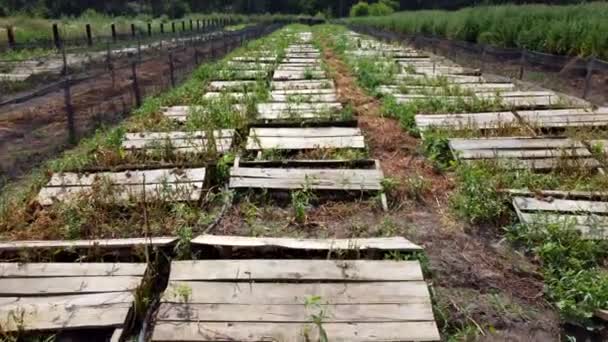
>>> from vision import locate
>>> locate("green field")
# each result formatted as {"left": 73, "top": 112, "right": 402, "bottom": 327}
{"left": 346, "top": 2, "right": 608, "bottom": 59}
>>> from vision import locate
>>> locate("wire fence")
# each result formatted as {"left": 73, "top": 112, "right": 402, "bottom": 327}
{"left": 349, "top": 24, "right": 608, "bottom": 106}
{"left": 0, "top": 22, "right": 283, "bottom": 189}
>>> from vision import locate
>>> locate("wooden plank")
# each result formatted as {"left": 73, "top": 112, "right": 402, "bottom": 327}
{"left": 0, "top": 263, "right": 145, "bottom": 277}
{"left": 271, "top": 93, "right": 337, "bottom": 102}
{"left": 395, "top": 73, "right": 485, "bottom": 84}
{"left": 169, "top": 260, "right": 423, "bottom": 282}
{"left": 190, "top": 235, "right": 422, "bottom": 251}
{"left": 272, "top": 80, "right": 334, "bottom": 90}
{"left": 46, "top": 168, "right": 205, "bottom": 187}
{"left": 250, "top": 127, "right": 361, "bottom": 137}
{"left": 596, "top": 309, "right": 608, "bottom": 321}
{"left": 0, "top": 292, "right": 133, "bottom": 307}
{"left": 0, "top": 276, "right": 142, "bottom": 295}
{"left": 378, "top": 83, "right": 516, "bottom": 95}
{"left": 449, "top": 137, "right": 585, "bottom": 150}
{"left": 156, "top": 303, "right": 434, "bottom": 322}
{"left": 162, "top": 281, "right": 431, "bottom": 304}
{"left": 203, "top": 92, "right": 247, "bottom": 101}
{"left": 513, "top": 197, "right": 608, "bottom": 214}
{"left": 123, "top": 130, "right": 234, "bottom": 153}
{"left": 457, "top": 148, "right": 592, "bottom": 160}
{"left": 246, "top": 136, "right": 365, "bottom": 150}
{"left": 0, "top": 237, "right": 177, "bottom": 252}
{"left": 517, "top": 212, "right": 608, "bottom": 239}
{"left": 229, "top": 167, "right": 383, "bottom": 190}
{"left": 208, "top": 80, "right": 256, "bottom": 91}
{"left": 273, "top": 70, "right": 325, "bottom": 81}
{"left": 152, "top": 322, "right": 440, "bottom": 341}
{"left": 415, "top": 112, "right": 518, "bottom": 130}
{"left": 0, "top": 302, "right": 132, "bottom": 332}
{"left": 271, "top": 88, "right": 336, "bottom": 95}
{"left": 505, "top": 189, "right": 608, "bottom": 200}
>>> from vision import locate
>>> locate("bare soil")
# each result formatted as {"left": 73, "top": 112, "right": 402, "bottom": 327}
{"left": 319, "top": 38, "right": 562, "bottom": 340}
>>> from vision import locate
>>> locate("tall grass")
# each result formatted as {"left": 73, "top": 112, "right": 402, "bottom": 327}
{"left": 346, "top": 2, "right": 608, "bottom": 59}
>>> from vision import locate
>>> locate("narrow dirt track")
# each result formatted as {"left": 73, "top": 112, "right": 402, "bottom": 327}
{"left": 319, "top": 36, "right": 561, "bottom": 340}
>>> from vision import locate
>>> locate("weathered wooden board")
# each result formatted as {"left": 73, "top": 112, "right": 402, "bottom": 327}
{"left": 0, "top": 237, "right": 177, "bottom": 252}
{"left": 162, "top": 105, "right": 245, "bottom": 122}
{"left": 415, "top": 111, "right": 519, "bottom": 131}
{"left": 203, "top": 92, "right": 247, "bottom": 101}
{"left": 169, "top": 281, "right": 429, "bottom": 304}
{"left": 169, "top": 260, "right": 423, "bottom": 282}
{"left": 156, "top": 303, "right": 434, "bottom": 322}
{"left": 122, "top": 130, "right": 234, "bottom": 154}
{"left": 37, "top": 168, "right": 205, "bottom": 206}
{"left": 231, "top": 56, "right": 277, "bottom": 63}
{"left": 378, "top": 83, "right": 516, "bottom": 95}
{"left": 513, "top": 196, "right": 608, "bottom": 239}
{"left": 0, "top": 263, "right": 146, "bottom": 277}
{"left": 272, "top": 80, "right": 334, "bottom": 90}
{"left": 271, "top": 92, "right": 338, "bottom": 102}
{"left": 449, "top": 137, "right": 600, "bottom": 170}
{"left": 272, "top": 88, "right": 336, "bottom": 96}
{"left": 190, "top": 235, "right": 422, "bottom": 251}
{"left": 517, "top": 107, "right": 608, "bottom": 128}
{"left": 257, "top": 102, "right": 343, "bottom": 120}
{"left": 0, "top": 276, "right": 143, "bottom": 295}
{"left": 152, "top": 321, "right": 440, "bottom": 341}
{"left": 273, "top": 70, "right": 326, "bottom": 81}
{"left": 246, "top": 127, "right": 364, "bottom": 150}
{"left": 229, "top": 167, "right": 383, "bottom": 190}
{"left": 276, "top": 65, "right": 323, "bottom": 72}
{"left": 214, "top": 69, "right": 268, "bottom": 80}
{"left": 208, "top": 80, "right": 257, "bottom": 91}
{"left": 395, "top": 73, "right": 486, "bottom": 84}
{"left": 393, "top": 91, "right": 560, "bottom": 108}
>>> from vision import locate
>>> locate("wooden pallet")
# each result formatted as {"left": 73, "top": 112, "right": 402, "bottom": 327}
{"left": 151, "top": 259, "right": 440, "bottom": 341}
{"left": 516, "top": 107, "right": 608, "bottom": 128}
{"left": 449, "top": 137, "right": 600, "bottom": 170}
{"left": 122, "top": 130, "right": 235, "bottom": 154}
{"left": 37, "top": 168, "right": 206, "bottom": 206}
{"left": 257, "top": 102, "right": 343, "bottom": 120}
{"left": 0, "top": 263, "right": 145, "bottom": 333}
{"left": 415, "top": 111, "right": 519, "bottom": 131}
{"left": 512, "top": 195, "right": 608, "bottom": 239}
{"left": 191, "top": 235, "right": 422, "bottom": 252}
{"left": 271, "top": 79, "right": 334, "bottom": 90}
{"left": 246, "top": 127, "right": 365, "bottom": 151}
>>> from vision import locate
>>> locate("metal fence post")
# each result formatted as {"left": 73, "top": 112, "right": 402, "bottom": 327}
{"left": 148, "top": 22, "right": 152, "bottom": 36}
{"left": 131, "top": 62, "right": 142, "bottom": 107}
{"left": 583, "top": 57, "right": 595, "bottom": 99}
{"left": 518, "top": 49, "right": 526, "bottom": 80}
{"left": 63, "top": 77, "right": 76, "bottom": 145}
{"left": 169, "top": 53, "right": 175, "bottom": 87}
{"left": 194, "top": 49, "right": 199, "bottom": 65}
{"left": 61, "top": 43, "right": 68, "bottom": 76}
{"left": 160, "top": 23, "right": 164, "bottom": 34}
{"left": 131, "top": 23, "right": 136, "bottom": 38}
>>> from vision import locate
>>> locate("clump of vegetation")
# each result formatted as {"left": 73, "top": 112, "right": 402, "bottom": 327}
{"left": 346, "top": 2, "right": 608, "bottom": 59}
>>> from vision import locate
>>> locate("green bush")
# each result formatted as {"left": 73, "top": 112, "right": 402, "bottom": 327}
{"left": 350, "top": 2, "right": 370, "bottom": 17}
{"left": 370, "top": 2, "right": 394, "bottom": 16}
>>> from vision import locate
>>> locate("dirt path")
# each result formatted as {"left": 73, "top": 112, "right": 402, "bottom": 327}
{"left": 319, "top": 36, "right": 561, "bottom": 340}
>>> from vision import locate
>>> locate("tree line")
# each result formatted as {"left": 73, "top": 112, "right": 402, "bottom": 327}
{"left": 0, "top": 0, "right": 588, "bottom": 18}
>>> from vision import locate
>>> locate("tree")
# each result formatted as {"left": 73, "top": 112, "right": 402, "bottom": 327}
{"left": 350, "top": 2, "right": 370, "bottom": 17}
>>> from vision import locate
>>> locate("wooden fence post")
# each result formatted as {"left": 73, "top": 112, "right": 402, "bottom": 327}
{"left": 63, "top": 78, "right": 76, "bottom": 145}
{"left": 160, "top": 23, "right": 164, "bottom": 34}
{"left": 194, "top": 49, "right": 199, "bottom": 65}
{"left": 111, "top": 23, "right": 117, "bottom": 42}
{"left": 148, "top": 22, "right": 152, "bottom": 36}
{"left": 131, "top": 23, "right": 136, "bottom": 38}
{"left": 583, "top": 57, "right": 595, "bottom": 99}
{"left": 131, "top": 62, "right": 142, "bottom": 107}
{"left": 169, "top": 53, "right": 175, "bottom": 87}
{"left": 52, "top": 23, "right": 61, "bottom": 49}
{"left": 172, "top": 22, "right": 176, "bottom": 34}
{"left": 85, "top": 24, "right": 93, "bottom": 46}
{"left": 518, "top": 49, "right": 526, "bottom": 80}
{"left": 6, "top": 26, "right": 16, "bottom": 49}
{"left": 61, "top": 43, "right": 68, "bottom": 76}
{"left": 190, "top": 19, "right": 193, "bottom": 31}
{"left": 182, "top": 21, "right": 186, "bottom": 32}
